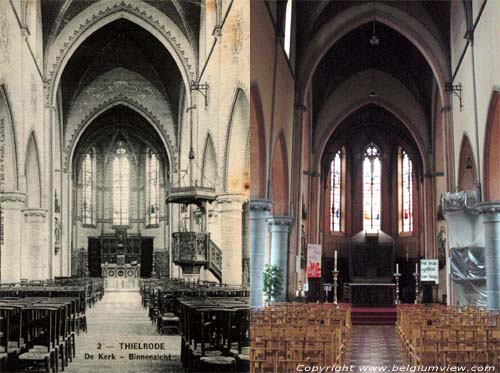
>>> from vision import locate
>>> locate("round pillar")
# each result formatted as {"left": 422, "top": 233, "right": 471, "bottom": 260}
{"left": 250, "top": 199, "right": 272, "bottom": 308}
{"left": 22, "top": 208, "right": 48, "bottom": 281}
{"left": 0, "top": 192, "right": 26, "bottom": 282}
{"left": 267, "top": 216, "right": 293, "bottom": 302}
{"left": 217, "top": 194, "right": 246, "bottom": 286}
{"left": 477, "top": 202, "right": 500, "bottom": 311}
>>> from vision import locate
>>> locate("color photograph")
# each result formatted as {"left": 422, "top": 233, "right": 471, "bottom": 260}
{"left": 250, "top": 0, "right": 500, "bottom": 372}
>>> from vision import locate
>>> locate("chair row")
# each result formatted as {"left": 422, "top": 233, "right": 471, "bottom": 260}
{"left": 397, "top": 304, "right": 500, "bottom": 368}
{"left": 0, "top": 277, "right": 104, "bottom": 310}
{"left": 250, "top": 303, "right": 351, "bottom": 373}
{"left": 178, "top": 297, "right": 250, "bottom": 372}
{"left": 140, "top": 278, "right": 250, "bottom": 372}
{"left": 0, "top": 296, "right": 85, "bottom": 372}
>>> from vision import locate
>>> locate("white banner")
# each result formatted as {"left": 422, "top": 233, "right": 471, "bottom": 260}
{"left": 421, "top": 259, "right": 439, "bottom": 284}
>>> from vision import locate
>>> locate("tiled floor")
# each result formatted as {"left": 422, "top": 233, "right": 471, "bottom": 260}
{"left": 67, "top": 291, "right": 183, "bottom": 373}
{"left": 345, "top": 325, "right": 409, "bottom": 368}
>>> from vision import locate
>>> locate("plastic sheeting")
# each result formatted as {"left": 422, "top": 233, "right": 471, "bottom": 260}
{"left": 443, "top": 191, "right": 486, "bottom": 308}
{"left": 450, "top": 247, "right": 486, "bottom": 307}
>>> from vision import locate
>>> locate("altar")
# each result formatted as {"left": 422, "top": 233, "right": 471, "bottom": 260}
{"left": 102, "top": 261, "right": 141, "bottom": 291}
{"left": 350, "top": 282, "right": 395, "bottom": 306}
{"left": 349, "top": 230, "right": 395, "bottom": 306}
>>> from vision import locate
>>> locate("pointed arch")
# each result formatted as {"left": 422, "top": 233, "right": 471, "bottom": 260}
{"left": 46, "top": 1, "right": 194, "bottom": 107}
{"left": 250, "top": 84, "right": 267, "bottom": 198}
{"left": 483, "top": 89, "right": 500, "bottom": 201}
{"left": 0, "top": 85, "right": 19, "bottom": 191}
{"left": 299, "top": 2, "right": 449, "bottom": 106}
{"left": 314, "top": 70, "right": 429, "bottom": 175}
{"left": 67, "top": 100, "right": 174, "bottom": 173}
{"left": 201, "top": 133, "right": 218, "bottom": 188}
{"left": 25, "top": 132, "right": 42, "bottom": 208}
{"left": 271, "top": 131, "right": 289, "bottom": 216}
{"left": 224, "top": 89, "right": 250, "bottom": 193}
{"left": 458, "top": 133, "right": 477, "bottom": 192}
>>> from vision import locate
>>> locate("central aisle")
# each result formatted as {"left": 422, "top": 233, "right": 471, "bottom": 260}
{"left": 345, "top": 326, "right": 409, "bottom": 368}
{"left": 68, "top": 292, "right": 183, "bottom": 373}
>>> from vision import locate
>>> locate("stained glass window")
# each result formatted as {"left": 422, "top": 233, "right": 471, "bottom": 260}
{"left": 402, "top": 150, "right": 413, "bottom": 232}
{"left": 363, "top": 144, "right": 381, "bottom": 231}
{"left": 113, "top": 145, "right": 129, "bottom": 226}
{"left": 82, "top": 151, "right": 92, "bottom": 225}
{"left": 284, "top": 0, "right": 292, "bottom": 57}
{"left": 148, "top": 151, "right": 159, "bottom": 225}
{"left": 330, "top": 150, "right": 342, "bottom": 232}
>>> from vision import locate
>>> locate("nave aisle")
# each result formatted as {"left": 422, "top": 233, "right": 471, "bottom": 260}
{"left": 68, "top": 292, "right": 182, "bottom": 373}
{"left": 345, "top": 326, "right": 409, "bottom": 368}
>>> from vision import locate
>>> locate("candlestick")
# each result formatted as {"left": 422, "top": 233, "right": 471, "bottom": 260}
{"left": 334, "top": 250, "right": 338, "bottom": 271}
{"left": 414, "top": 267, "right": 420, "bottom": 304}
{"left": 332, "top": 268, "right": 339, "bottom": 307}
{"left": 394, "top": 272, "right": 401, "bottom": 305}
{"left": 396, "top": 263, "right": 399, "bottom": 274}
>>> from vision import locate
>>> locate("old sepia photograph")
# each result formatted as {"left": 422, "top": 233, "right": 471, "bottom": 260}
{"left": 250, "top": 0, "right": 500, "bottom": 372}
{"left": 0, "top": 0, "right": 249, "bottom": 371}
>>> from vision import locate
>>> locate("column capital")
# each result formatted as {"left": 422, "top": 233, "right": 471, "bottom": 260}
{"left": 267, "top": 216, "right": 293, "bottom": 231}
{"left": 476, "top": 202, "right": 500, "bottom": 217}
{"left": 0, "top": 192, "right": 27, "bottom": 208}
{"left": 217, "top": 193, "right": 247, "bottom": 204}
{"left": 22, "top": 208, "right": 48, "bottom": 219}
{"left": 250, "top": 199, "right": 272, "bottom": 213}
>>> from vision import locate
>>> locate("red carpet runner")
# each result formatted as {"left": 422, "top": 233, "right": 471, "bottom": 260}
{"left": 351, "top": 307, "right": 397, "bottom": 325}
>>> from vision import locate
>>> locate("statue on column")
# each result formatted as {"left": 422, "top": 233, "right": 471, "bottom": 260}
{"left": 301, "top": 225, "right": 307, "bottom": 260}
{"left": 54, "top": 217, "right": 62, "bottom": 255}
{"left": 54, "top": 190, "right": 61, "bottom": 213}
{"left": 437, "top": 225, "right": 447, "bottom": 263}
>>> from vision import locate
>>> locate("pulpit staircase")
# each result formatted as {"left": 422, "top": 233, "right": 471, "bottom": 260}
{"left": 172, "top": 232, "right": 223, "bottom": 283}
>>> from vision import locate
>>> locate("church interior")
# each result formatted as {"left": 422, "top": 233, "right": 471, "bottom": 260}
{"left": 250, "top": 0, "right": 500, "bottom": 370}
{"left": 2, "top": 0, "right": 500, "bottom": 371}
{"left": 0, "top": 0, "right": 250, "bottom": 371}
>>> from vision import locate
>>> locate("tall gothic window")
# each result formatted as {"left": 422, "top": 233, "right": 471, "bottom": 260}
{"left": 401, "top": 150, "right": 413, "bottom": 233}
{"left": 113, "top": 145, "right": 129, "bottom": 226}
{"left": 148, "top": 151, "right": 160, "bottom": 225}
{"left": 330, "top": 150, "right": 342, "bottom": 232}
{"left": 284, "top": 0, "right": 292, "bottom": 57}
{"left": 363, "top": 144, "right": 381, "bottom": 231}
{"left": 82, "top": 151, "right": 93, "bottom": 225}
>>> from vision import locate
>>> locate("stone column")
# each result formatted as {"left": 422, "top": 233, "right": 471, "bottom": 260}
{"left": 268, "top": 216, "right": 293, "bottom": 302}
{"left": 477, "top": 202, "right": 500, "bottom": 311}
{"left": 0, "top": 192, "right": 26, "bottom": 282}
{"left": 250, "top": 199, "right": 272, "bottom": 308}
{"left": 218, "top": 194, "right": 245, "bottom": 286}
{"left": 22, "top": 208, "right": 48, "bottom": 280}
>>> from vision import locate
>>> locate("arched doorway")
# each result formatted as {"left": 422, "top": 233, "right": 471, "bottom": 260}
{"left": 219, "top": 88, "right": 250, "bottom": 286}
{"left": 271, "top": 132, "right": 289, "bottom": 216}
{"left": 484, "top": 90, "right": 500, "bottom": 201}
{"left": 70, "top": 105, "right": 170, "bottom": 284}
{"left": 23, "top": 132, "right": 46, "bottom": 280}
{"left": 458, "top": 134, "right": 477, "bottom": 192}
{"left": 225, "top": 89, "right": 250, "bottom": 193}
{"left": 0, "top": 87, "right": 22, "bottom": 282}
{"left": 25, "top": 134, "right": 41, "bottom": 209}
{"left": 55, "top": 17, "right": 183, "bottom": 283}
{"left": 250, "top": 85, "right": 267, "bottom": 198}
